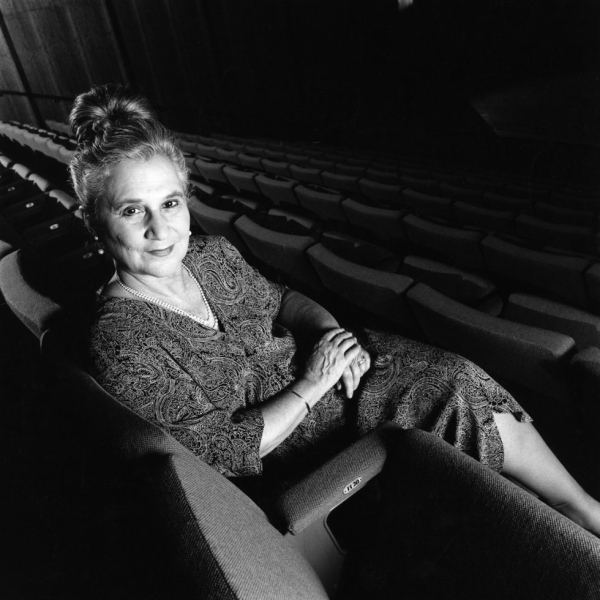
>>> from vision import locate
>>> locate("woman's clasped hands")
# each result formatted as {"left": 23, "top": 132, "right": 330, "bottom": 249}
{"left": 302, "top": 328, "right": 371, "bottom": 399}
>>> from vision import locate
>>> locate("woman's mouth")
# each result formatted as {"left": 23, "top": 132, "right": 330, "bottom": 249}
{"left": 148, "top": 245, "right": 174, "bottom": 257}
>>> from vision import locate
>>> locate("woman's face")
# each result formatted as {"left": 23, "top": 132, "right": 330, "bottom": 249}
{"left": 96, "top": 155, "right": 191, "bottom": 280}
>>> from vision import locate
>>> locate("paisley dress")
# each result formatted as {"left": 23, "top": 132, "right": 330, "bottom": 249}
{"left": 86, "top": 236, "right": 531, "bottom": 478}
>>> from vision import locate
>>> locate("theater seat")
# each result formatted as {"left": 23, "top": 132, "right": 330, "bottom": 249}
{"left": 262, "top": 159, "right": 292, "bottom": 178}
{"left": 358, "top": 179, "right": 404, "bottom": 208}
{"left": 223, "top": 165, "right": 262, "bottom": 197}
{"left": 402, "top": 189, "right": 454, "bottom": 223}
{"left": 534, "top": 202, "right": 595, "bottom": 227}
{"left": 321, "top": 172, "right": 362, "bottom": 196}
{"left": 403, "top": 214, "right": 487, "bottom": 273}
{"left": 453, "top": 201, "right": 517, "bottom": 235}
{"left": 288, "top": 165, "right": 323, "bottom": 186}
{"left": 187, "top": 197, "right": 251, "bottom": 256}
{"left": 294, "top": 184, "right": 347, "bottom": 223}
{"left": 515, "top": 215, "right": 596, "bottom": 254}
{"left": 194, "top": 157, "right": 232, "bottom": 188}
{"left": 481, "top": 235, "right": 591, "bottom": 311}
{"left": 401, "top": 255, "right": 501, "bottom": 314}
{"left": 505, "top": 293, "right": 600, "bottom": 351}
{"left": 234, "top": 215, "right": 322, "bottom": 292}
{"left": 255, "top": 173, "right": 300, "bottom": 207}
{"left": 438, "top": 182, "right": 482, "bottom": 204}
{"left": 306, "top": 242, "right": 419, "bottom": 335}
{"left": 341, "top": 199, "right": 407, "bottom": 245}
{"left": 480, "top": 192, "right": 533, "bottom": 214}
{"left": 406, "top": 283, "right": 576, "bottom": 404}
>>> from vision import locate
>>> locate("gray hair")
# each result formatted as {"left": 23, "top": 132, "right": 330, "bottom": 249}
{"left": 68, "top": 84, "right": 189, "bottom": 224}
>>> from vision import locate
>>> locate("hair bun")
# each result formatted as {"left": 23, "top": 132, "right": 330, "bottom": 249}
{"left": 70, "top": 84, "right": 156, "bottom": 147}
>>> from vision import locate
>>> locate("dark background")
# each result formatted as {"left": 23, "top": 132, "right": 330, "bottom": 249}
{"left": 1, "top": 0, "right": 599, "bottom": 177}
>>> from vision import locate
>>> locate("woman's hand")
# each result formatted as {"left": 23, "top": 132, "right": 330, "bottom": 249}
{"left": 335, "top": 347, "right": 371, "bottom": 398}
{"left": 301, "top": 328, "right": 361, "bottom": 395}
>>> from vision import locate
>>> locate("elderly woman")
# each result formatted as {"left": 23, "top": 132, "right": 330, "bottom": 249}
{"left": 73, "top": 84, "right": 600, "bottom": 534}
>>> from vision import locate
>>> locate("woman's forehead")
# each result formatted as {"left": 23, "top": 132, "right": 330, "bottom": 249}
{"left": 105, "top": 155, "right": 184, "bottom": 202}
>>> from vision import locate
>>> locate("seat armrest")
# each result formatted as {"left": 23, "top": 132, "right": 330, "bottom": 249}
{"left": 274, "top": 423, "right": 398, "bottom": 534}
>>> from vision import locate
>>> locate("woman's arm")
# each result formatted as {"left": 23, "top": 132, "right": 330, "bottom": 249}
{"left": 259, "top": 328, "right": 360, "bottom": 457}
{"left": 276, "top": 288, "right": 340, "bottom": 341}
{"left": 275, "top": 289, "right": 371, "bottom": 398}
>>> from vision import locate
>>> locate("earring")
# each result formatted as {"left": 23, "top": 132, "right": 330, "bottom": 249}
{"left": 189, "top": 231, "right": 192, "bottom": 236}
{"left": 93, "top": 235, "right": 105, "bottom": 255}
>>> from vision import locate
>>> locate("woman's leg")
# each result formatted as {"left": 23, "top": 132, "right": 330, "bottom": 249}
{"left": 495, "top": 413, "right": 600, "bottom": 534}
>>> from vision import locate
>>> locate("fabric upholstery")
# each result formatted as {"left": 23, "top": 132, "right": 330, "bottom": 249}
{"left": 352, "top": 428, "right": 600, "bottom": 600}
{"left": 505, "top": 292, "right": 600, "bottom": 351}
{"left": 406, "top": 283, "right": 576, "bottom": 403}
{"left": 41, "top": 328, "right": 329, "bottom": 600}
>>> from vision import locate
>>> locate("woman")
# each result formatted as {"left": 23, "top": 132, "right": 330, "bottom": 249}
{"left": 72, "top": 84, "right": 600, "bottom": 534}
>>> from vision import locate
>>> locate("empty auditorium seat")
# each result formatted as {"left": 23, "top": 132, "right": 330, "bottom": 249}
{"left": 401, "top": 255, "right": 501, "bottom": 314}
{"left": 178, "top": 139, "right": 200, "bottom": 154}
{"left": 255, "top": 173, "right": 300, "bottom": 207}
{"left": 194, "top": 157, "right": 232, "bottom": 188}
{"left": 320, "top": 231, "right": 401, "bottom": 272}
{"left": 549, "top": 190, "right": 600, "bottom": 212}
{"left": 533, "top": 202, "right": 595, "bottom": 227}
{"left": 505, "top": 183, "right": 550, "bottom": 203}
{"left": 308, "top": 158, "right": 336, "bottom": 171}
{"left": 263, "top": 148, "right": 287, "bottom": 161}
{"left": 238, "top": 153, "right": 265, "bottom": 171}
{"left": 194, "top": 143, "right": 220, "bottom": 160}
{"left": 399, "top": 176, "right": 438, "bottom": 196}
{"left": 187, "top": 197, "right": 251, "bottom": 256}
{"left": 481, "top": 235, "right": 592, "bottom": 310}
{"left": 406, "top": 283, "right": 575, "bottom": 404}
{"left": 341, "top": 199, "right": 407, "bottom": 244}
{"left": 505, "top": 293, "right": 600, "bottom": 351}
{"left": 288, "top": 164, "right": 323, "bottom": 186}
{"left": 307, "top": 242, "right": 419, "bottom": 334}
{"left": 223, "top": 164, "right": 262, "bottom": 196}
{"left": 294, "top": 184, "right": 347, "bottom": 223}
{"left": 438, "top": 183, "right": 482, "bottom": 204}
{"left": 364, "top": 168, "right": 399, "bottom": 185}
{"left": 515, "top": 215, "right": 596, "bottom": 254}
{"left": 463, "top": 177, "right": 505, "bottom": 193}
{"left": 403, "top": 214, "right": 487, "bottom": 273}
{"left": 358, "top": 179, "right": 403, "bottom": 208}
{"left": 3, "top": 193, "right": 68, "bottom": 230}
{"left": 234, "top": 214, "right": 321, "bottom": 292}
{"left": 216, "top": 147, "right": 240, "bottom": 164}
{"left": 320, "top": 172, "right": 362, "bottom": 196}
{"left": 262, "top": 159, "right": 292, "bottom": 178}
{"left": 453, "top": 201, "right": 517, "bottom": 234}
{"left": 335, "top": 163, "right": 366, "bottom": 178}
{"left": 402, "top": 189, "right": 454, "bottom": 222}
{"left": 482, "top": 191, "right": 534, "bottom": 214}
{"left": 285, "top": 153, "right": 311, "bottom": 166}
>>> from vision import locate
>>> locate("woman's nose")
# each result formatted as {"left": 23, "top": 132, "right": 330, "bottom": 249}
{"left": 145, "top": 210, "right": 169, "bottom": 239}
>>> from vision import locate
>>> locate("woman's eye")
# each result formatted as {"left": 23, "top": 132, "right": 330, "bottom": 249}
{"left": 164, "top": 199, "right": 181, "bottom": 209}
{"left": 123, "top": 206, "right": 141, "bottom": 216}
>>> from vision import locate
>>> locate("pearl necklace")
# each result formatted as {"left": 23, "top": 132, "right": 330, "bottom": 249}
{"left": 115, "top": 264, "right": 219, "bottom": 330}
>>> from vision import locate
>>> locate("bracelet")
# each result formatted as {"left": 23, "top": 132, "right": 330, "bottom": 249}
{"left": 288, "top": 388, "right": 311, "bottom": 414}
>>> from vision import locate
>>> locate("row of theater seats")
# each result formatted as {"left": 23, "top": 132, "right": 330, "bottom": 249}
{"left": 0, "top": 148, "right": 112, "bottom": 332}
{"left": 2, "top": 124, "right": 600, "bottom": 598}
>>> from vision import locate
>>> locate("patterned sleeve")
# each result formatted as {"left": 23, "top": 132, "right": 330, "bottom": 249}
{"left": 89, "top": 318, "right": 265, "bottom": 478}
